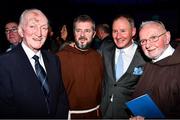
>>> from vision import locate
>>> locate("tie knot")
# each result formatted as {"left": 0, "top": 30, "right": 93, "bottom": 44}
{"left": 32, "top": 55, "right": 39, "bottom": 61}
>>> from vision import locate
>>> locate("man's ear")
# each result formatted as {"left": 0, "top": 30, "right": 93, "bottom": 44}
{"left": 165, "top": 31, "right": 171, "bottom": 45}
{"left": 18, "top": 26, "right": 24, "bottom": 37}
{"left": 93, "top": 31, "right": 96, "bottom": 38}
{"left": 132, "top": 27, "right": 136, "bottom": 37}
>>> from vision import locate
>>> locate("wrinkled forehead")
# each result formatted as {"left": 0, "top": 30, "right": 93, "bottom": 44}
{"left": 24, "top": 11, "right": 48, "bottom": 25}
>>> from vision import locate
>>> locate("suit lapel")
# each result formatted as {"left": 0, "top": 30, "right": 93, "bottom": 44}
{"left": 41, "top": 51, "right": 51, "bottom": 84}
{"left": 41, "top": 51, "right": 52, "bottom": 95}
{"left": 106, "top": 45, "right": 116, "bottom": 81}
{"left": 41, "top": 51, "right": 49, "bottom": 73}
{"left": 126, "top": 50, "right": 139, "bottom": 74}
{"left": 15, "top": 45, "right": 45, "bottom": 95}
{"left": 17, "top": 45, "right": 38, "bottom": 78}
{"left": 122, "top": 49, "right": 145, "bottom": 79}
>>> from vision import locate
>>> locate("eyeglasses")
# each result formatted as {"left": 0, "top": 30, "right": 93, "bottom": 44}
{"left": 5, "top": 28, "right": 18, "bottom": 34}
{"left": 139, "top": 31, "right": 166, "bottom": 46}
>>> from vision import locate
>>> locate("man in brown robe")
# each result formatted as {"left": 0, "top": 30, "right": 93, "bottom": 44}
{"left": 131, "top": 21, "right": 180, "bottom": 119}
{"left": 56, "top": 15, "right": 103, "bottom": 119}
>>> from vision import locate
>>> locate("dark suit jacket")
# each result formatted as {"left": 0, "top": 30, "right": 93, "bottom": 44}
{"left": 0, "top": 44, "right": 69, "bottom": 118}
{"left": 99, "top": 40, "right": 146, "bottom": 118}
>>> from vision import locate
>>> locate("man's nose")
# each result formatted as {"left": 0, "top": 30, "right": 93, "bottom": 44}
{"left": 80, "top": 31, "right": 85, "bottom": 36}
{"left": 35, "top": 28, "right": 42, "bottom": 37}
{"left": 145, "top": 40, "right": 152, "bottom": 48}
{"left": 115, "top": 32, "right": 122, "bottom": 39}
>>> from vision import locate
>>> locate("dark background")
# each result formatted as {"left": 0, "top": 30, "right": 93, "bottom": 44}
{"left": 0, "top": 0, "right": 179, "bottom": 51}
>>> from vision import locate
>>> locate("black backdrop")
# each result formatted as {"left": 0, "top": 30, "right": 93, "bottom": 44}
{"left": 0, "top": 0, "right": 179, "bottom": 52}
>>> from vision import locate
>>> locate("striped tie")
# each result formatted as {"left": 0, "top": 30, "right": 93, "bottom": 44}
{"left": 33, "top": 55, "right": 50, "bottom": 114}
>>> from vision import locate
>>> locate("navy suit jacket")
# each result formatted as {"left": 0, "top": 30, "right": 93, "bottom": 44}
{"left": 0, "top": 44, "right": 69, "bottom": 118}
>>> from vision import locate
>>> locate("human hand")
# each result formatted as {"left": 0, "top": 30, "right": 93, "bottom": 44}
{"left": 69, "top": 42, "right": 75, "bottom": 47}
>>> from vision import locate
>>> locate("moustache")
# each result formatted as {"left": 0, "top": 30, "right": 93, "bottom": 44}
{"left": 79, "top": 36, "right": 87, "bottom": 40}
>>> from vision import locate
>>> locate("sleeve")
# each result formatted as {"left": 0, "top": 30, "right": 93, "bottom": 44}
{"left": 54, "top": 56, "right": 69, "bottom": 118}
{"left": 0, "top": 61, "right": 16, "bottom": 118}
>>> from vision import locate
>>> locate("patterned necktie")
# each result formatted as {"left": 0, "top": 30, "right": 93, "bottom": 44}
{"left": 33, "top": 55, "right": 50, "bottom": 114}
{"left": 115, "top": 50, "right": 124, "bottom": 81}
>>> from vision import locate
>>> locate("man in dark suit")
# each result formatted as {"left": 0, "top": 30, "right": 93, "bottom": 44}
{"left": 100, "top": 14, "right": 147, "bottom": 118}
{"left": 0, "top": 9, "right": 69, "bottom": 118}
{"left": 91, "top": 23, "right": 112, "bottom": 49}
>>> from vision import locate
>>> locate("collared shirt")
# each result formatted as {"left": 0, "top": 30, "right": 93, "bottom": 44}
{"left": 115, "top": 42, "right": 138, "bottom": 75}
{"left": 152, "top": 45, "right": 175, "bottom": 63}
{"left": 21, "top": 41, "right": 46, "bottom": 73}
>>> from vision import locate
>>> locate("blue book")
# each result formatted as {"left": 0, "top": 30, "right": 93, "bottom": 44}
{"left": 126, "top": 94, "right": 165, "bottom": 118}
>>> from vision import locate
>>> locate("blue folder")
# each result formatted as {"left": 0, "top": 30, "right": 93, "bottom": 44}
{"left": 126, "top": 94, "right": 165, "bottom": 118}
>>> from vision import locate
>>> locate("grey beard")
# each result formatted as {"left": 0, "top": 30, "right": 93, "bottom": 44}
{"left": 75, "top": 41, "right": 91, "bottom": 50}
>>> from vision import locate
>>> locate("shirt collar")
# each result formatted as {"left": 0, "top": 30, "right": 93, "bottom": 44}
{"left": 116, "top": 41, "right": 137, "bottom": 55}
{"left": 152, "top": 45, "right": 175, "bottom": 63}
{"left": 21, "top": 41, "right": 42, "bottom": 60}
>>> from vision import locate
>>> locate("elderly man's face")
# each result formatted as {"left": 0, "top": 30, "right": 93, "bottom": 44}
{"left": 139, "top": 23, "right": 170, "bottom": 60}
{"left": 19, "top": 11, "right": 48, "bottom": 52}
{"left": 112, "top": 17, "right": 136, "bottom": 49}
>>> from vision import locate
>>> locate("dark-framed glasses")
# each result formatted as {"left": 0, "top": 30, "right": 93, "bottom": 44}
{"left": 5, "top": 28, "right": 18, "bottom": 34}
{"left": 139, "top": 31, "right": 166, "bottom": 46}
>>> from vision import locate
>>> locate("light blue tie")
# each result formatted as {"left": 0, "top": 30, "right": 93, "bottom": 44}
{"left": 115, "top": 50, "right": 124, "bottom": 81}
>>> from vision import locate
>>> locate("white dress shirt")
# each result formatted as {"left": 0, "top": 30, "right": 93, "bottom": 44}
{"left": 21, "top": 41, "right": 46, "bottom": 73}
{"left": 152, "top": 45, "right": 175, "bottom": 63}
{"left": 115, "top": 42, "right": 138, "bottom": 75}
